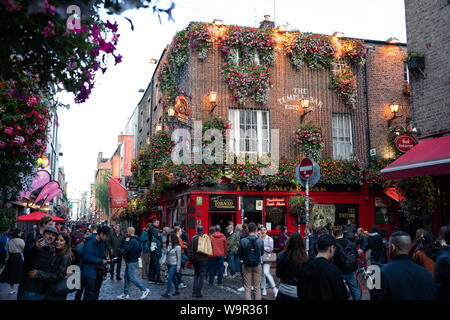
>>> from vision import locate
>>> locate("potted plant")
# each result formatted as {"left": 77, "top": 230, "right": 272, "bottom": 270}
{"left": 407, "top": 52, "right": 425, "bottom": 72}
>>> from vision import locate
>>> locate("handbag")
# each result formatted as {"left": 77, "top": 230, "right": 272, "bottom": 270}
{"left": 51, "top": 277, "right": 77, "bottom": 295}
{"left": 181, "top": 252, "right": 189, "bottom": 264}
{"left": 263, "top": 251, "right": 276, "bottom": 263}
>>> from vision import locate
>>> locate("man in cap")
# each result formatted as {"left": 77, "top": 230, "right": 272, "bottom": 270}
{"left": 24, "top": 215, "right": 54, "bottom": 257}
{"left": 18, "top": 225, "right": 58, "bottom": 300}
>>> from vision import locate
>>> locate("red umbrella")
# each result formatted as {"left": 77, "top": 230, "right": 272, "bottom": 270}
{"left": 17, "top": 211, "right": 66, "bottom": 223}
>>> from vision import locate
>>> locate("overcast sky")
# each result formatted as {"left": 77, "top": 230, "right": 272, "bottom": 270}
{"left": 58, "top": 0, "right": 407, "bottom": 200}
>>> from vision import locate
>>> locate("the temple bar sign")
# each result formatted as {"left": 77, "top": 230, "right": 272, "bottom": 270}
{"left": 209, "top": 195, "right": 237, "bottom": 211}
{"left": 279, "top": 88, "right": 324, "bottom": 111}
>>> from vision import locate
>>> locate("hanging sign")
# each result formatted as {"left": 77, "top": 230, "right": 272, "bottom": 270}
{"left": 175, "top": 95, "right": 190, "bottom": 124}
{"left": 266, "top": 197, "right": 286, "bottom": 207}
{"left": 209, "top": 195, "right": 237, "bottom": 211}
{"left": 394, "top": 135, "right": 417, "bottom": 153}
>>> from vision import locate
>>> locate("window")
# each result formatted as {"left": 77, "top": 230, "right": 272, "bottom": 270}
{"left": 228, "top": 109, "right": 270, "bottom": 155}
{"left": 230, "top": 47, "right": 240, "bottom": 65}
{"left": 403, "top": 62, "right": 409, "bottom": 83}
{"left": 332, "top": 113, "right": 353, "bottom": 160}
{"left": 254, "top": 51, "right": 260, "bottom": 65}
{"left": 332, "top": 58, "right": 348, "bottom": 75}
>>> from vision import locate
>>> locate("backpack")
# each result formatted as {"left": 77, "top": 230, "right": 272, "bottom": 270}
{"left": 244, "top": 237, "right": 261, "bottom": 267}
{"left": 197, "top": 234, "right": 213, "bottom": 256}
{"left": 337, "top": 240, "right": 358, "bottom": 273}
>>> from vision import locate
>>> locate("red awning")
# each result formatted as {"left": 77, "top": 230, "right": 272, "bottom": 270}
{"left": 381, "top": 187, "right": 405, "bottom": 202}
{"left": 381, "top": 135, "right": 450, "bottom": 180}
{"left": 17, "top": 211, "right": 66, "bottom": 222}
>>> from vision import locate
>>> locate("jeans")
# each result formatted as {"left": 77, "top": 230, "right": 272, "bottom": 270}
{"left": 75, "top": 277, "right": 85, "bottom": 300}
{"left": 149, "top": 254, "right": 162, "bottom": 281}
{"left": 228, "top": 252, "right": 239, "bottom": 275}
{"left": 208, "top": 256, "right": 224, "bottom": 285}
{"left": 141, "top": 252, "right": 151, "bottom": 279}
{"left": 83, "top": 277, "right": 103, "bottom": 300}
{"left": 176, "top": 266, "right": 183, "bottom": 285}
{"left": 193, "top": 260, "right": 207, "bottom": 295}
{"left": 342, "top": 272, "right": 361, "bottom": 300}
{"left": 110, "top": 256, "right": 122, "bottom": 278}
{"left": 124, "top": 262, "right": 147, "bottom": 295}
{"left": 165, "top": 265, "right": 179, "bottom": 294}
{"left": 17, "top": 290, "right": 44, "bottom": 300}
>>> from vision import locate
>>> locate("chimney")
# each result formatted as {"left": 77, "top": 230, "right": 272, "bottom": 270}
{"left": 259, "top": 15, "right": 275, "bottom": 29}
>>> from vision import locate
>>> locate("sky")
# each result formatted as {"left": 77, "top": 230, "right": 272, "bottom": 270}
{"left": 58, "top": 0, "right": 407, "bottom": 200}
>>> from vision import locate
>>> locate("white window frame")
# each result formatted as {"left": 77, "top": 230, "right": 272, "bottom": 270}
{"left": 403, "top": 62, "right": 410, "bottom": 83}
{"left": 228, "top": 109, "right": 270, "bottom": 156}
{"left": 332, "top": 113, "right": 354, "bottom": 160}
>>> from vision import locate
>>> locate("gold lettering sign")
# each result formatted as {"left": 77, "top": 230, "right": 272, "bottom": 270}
{"left": 266, "top": 197, "right": 286, "bottom": 207}
{"left": 210, "top": 196, "right": 237, "bottom": 210}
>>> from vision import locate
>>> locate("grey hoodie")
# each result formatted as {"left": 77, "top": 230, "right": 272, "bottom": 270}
{"left": 162, "top": 244, "right": 181, "bottom": 269}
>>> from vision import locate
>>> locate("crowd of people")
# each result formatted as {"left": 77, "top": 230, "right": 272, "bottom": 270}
{"left": 0, "top": 216, "right": 449, "bottom": 301}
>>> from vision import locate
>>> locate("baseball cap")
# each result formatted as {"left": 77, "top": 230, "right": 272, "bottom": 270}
{"left": 43, "top": 226, "right": 59, "bottom": 235}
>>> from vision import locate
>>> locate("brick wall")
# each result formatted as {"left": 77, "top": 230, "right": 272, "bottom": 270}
{"left": 405, "top": 0, "right": 450, "bottom": 136}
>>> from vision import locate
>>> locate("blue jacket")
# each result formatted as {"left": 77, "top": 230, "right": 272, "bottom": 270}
{"left": 122, "top": 236, "right": 142, "bottom": 263}
{"left": 434, "top": 246, "right": 450, "bottom": 300}
{"left": 81, "top": 236, "right": 106, "bottom": 280}
{"left": 372, "top": 254, "right": 435, "bottom": 300}
{"left": 140, "top": 230, "right": 150, "bottom": 253}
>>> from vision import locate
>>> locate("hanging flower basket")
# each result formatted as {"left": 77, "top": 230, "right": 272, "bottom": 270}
{"left": 293, "top": 121, "right": 324, "bottom": 160}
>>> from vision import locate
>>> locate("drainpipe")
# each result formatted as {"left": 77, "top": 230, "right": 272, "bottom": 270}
{"left": 364, "top": 51, "right": 372, "bottom": 168}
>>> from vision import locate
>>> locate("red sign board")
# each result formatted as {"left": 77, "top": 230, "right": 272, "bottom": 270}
{"left": 394, "top": 135, "right": 417, "bottom": 153}
{"left": 112, "top": 155, "right": 120, "bottom": 179}
{"left": 123, "top": 135, "right": 134, "bottom": 176}
{"left": 299, "top": 158, "right": 314, "bottom": 179}
{"left": 108, "top": 177, "right": 128, "bottom": 208}
{"left": 266, "top": 197, "right": 286, "bottom": 207}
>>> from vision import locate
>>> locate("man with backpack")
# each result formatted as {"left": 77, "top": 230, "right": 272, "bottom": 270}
{"left": 188, "top": 225, "right": 210, "bottom": 298}
{"left": 117, "top": 227, "right": 150, "bottom": 300}
{"left": 238, "top": 222, "right": 264, "bottom": 300}
{"left": 332, "top": 229, "right": 360, "bottom": 300}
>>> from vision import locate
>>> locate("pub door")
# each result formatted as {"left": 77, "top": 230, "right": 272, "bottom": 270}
{"left": 209, "top": 212, "right": 236, "bottom": 234}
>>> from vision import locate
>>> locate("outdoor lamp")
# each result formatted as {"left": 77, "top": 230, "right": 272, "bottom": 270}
{"left": 209, "top": 91, "right": 218, "bottom": 113}
{"left": 300, "top": 99, "right": 311, "bottom": 123}
{"left": 167, "top": 106, "right": 176, "bottom": 118}
{"left": 149, "top": 59, "right": 158, "bottom": 64}
{"left": 155, "top": 123, "right": 163, "bottom": 132}
{"left": 212, "top": 19, "right": 223, "bottom": 27}
{"left": 388, "top": 104, "right": 403, "bottom": 127}
{"left": 333, "top": 32, "right": 344, "bottom": 39}
{"left": 387, "top": 37, "right": 399, "bottom": 44}
{"left": 278, "top": 25, "right": 288, "bottom": 33}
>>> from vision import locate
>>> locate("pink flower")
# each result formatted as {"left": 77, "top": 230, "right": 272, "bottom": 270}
{"left": 27, "top": 96, "right": 38, "bottom": 106}
{"left": 14, "top": 136, "right": 25, "bottom": 145}
{"left": 4, "top": 127, "right": 14, "bottom": 135}
{"left": 42, "top": 21, "right": 55, "bottom": 38}
{"left": 2, "top": 0, "right": 22, "bottom": 11}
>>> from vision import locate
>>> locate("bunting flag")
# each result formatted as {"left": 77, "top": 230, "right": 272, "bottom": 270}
{"left": 108, "top": 176, "right": 128, "bottom": 208}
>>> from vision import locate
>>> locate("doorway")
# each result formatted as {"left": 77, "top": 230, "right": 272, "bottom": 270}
{"left": 209, "top": 212, "right": 236, "bottom": 234}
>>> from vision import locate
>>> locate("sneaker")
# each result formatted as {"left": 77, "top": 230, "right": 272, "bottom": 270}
{"left": 237, "top": 287, "right": 245, "bottom": 292}
{"left": 172, "top": 291, "right": 181, "bottom": 296}
{"left": 251, "top": 286, "right": 254, "bottom": 291}
{"left": 262, "top": 288, "right": 267, "bottom": 296}
{"left": 273, "top": 287, "right": 278, "bottom": 298}
{"left": 161, "top": 293, "right": 170, "bottom": 298}
{"left": 179, "top": 283, "right": 187, "bottom": 289}
{"left": 140, "top": 288, "right": 150, "bottom": 299}
{"left": 9, "top": 290, "right": 17, "bottom": 295}
{"left": 117, "top": 293, "right": 130, "bottom": 300}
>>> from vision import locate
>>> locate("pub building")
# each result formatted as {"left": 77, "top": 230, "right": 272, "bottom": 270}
{"left": 136, "top": 17, "right": 413, "bottom": 242}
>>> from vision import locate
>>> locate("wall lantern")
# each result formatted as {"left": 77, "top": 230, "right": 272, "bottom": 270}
{"left": 155, "top": 123, "right": 163, "bottom": 132}
{"left": 167, "top": 106, "right": 176, "bottom": 118}
{"left": 212, "top": 19, "right": 223, "bottom": 27}
{"left": 386, "top": 37, "right": 399, "bottom": 44}
{"left": 300, "top": 99, "right": 311, "bottom": 123}
{"left": 149, "top": 59, "right": 158, "bottom": 64}
{"left": 278, "top": 25, "right": 288, "bottom": 33}
{"left": 209, "top": 91, "right": 218, "bottom": 113}
{"left": 388, "top": 104, "right": 403, "bottom": 127}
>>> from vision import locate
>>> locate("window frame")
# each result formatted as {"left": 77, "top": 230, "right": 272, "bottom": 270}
{"left": 331, "top": 113, "right": 354, "bottom": 160}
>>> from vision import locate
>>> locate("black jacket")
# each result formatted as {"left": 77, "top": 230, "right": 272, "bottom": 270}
{"left": 343, "top": 224, "right": 357, "bottom": 241}
{"left": 106, "top": 232, "right": 125, "bottom": 257}
{"left": 365, "top": 233, "right": 385, "bottom": 260}
{"left": 333, "top": 238, "right": 358, "bottom": 273}
{"left": 188, "top": 234, "right": 209, "bottom": 262}
{"left": 297, "top": 257, "right": 349, "bottom": 300}
{"left": 35, "top": 254, "right": 71, "bottom": 300}
{"left": 276, "top": 251, "right": 303, "bottom": 286}
{"left": 434, "top": 246, "right": 450, "bottom": 300}
{"left": 371, "top": 255, "right": 435, "bottom": 300}
{"left": 122, "top": 236, "right": 142, "bottom": 263}
{"left": 20, "top": 244, "right": 54, "bottom": 294}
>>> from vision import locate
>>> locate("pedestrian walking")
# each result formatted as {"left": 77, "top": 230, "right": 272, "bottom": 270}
{"left": 106, "top": 225, "right": 125, "bottom": 280}
{"left": 209, "top": 225, "right": 227, "bottom": 286}
{"left": 0, "top": 228, "right": 24, "bottom": 295}
{"left": 0, "top": 230, "right": 9, "bottom": 270}
{"left": 117, "top": 227, "right": 150, "bottom": 300}
{"left": 332, "top": 229, "right": 360, "bottom": 300}
{"left": 226, "top": 225, "right": 239, "bottom": 277}
{"left": 238, "top": 222, "right": 264, "bottom": 300}
{"left": 18, "top": 225, "right": 58, "bottom": 300}
{"left": 277, "top": 226, "right": 288, "bottom": 251}
{"left": 434, "top": 227, "right": 450, "bottom": 300}
{"left": 343, "top": 219, "right": 357, "bottom": 243}
{"left": 371, "top": 231, "right": 434, "bottom": 300}
{"left": 174, "top": 226, "right": 188, "bottom": 289}
{"left": 297, "top": 234, "right": 349, "bottom": 300}
{"left": 29, "top": 232, "right": 74, "bottom": 300}
{"left": 408, "top": 228, "right": 436, "bottom": 278}
{"left": 80, "top": 225, "right": 110, "bottom": 300}
{"left": 140, "top": 224, "right": 151, "bottom": 280}
{"left": 363, "top": 226, "right": 386, "bottom": 265}
{"left": 161, "top": 232, "right": 181, "bottom": 298}
{"left": 259, "top": 227, "right": 277, "bottom": 297}
{"left": 149, "top": 222, "right": 163, "bottom": 283}
{"left": 188, "top": 225, "right": 209, "bottom": 298}
{"left": 275, "top": 232, "right": 307, "bottom": 300}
